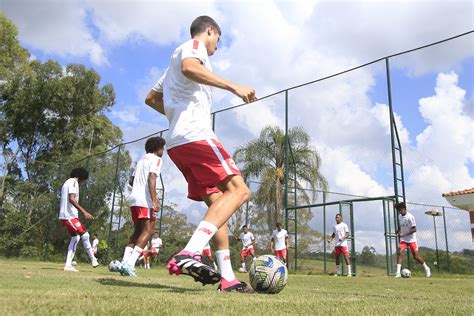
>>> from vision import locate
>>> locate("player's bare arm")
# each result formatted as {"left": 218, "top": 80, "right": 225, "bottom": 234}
{"left": 68, "top": 193, "right": 94, "bottom": 220}
{"left": 181, "top": 58, "right": 257, "bottom": 103}
{"left": 399, "top": 226, "right": 416, "bottom": 237}
{"left": 145, "top": 90, "right": 165, "bottom": 115}
{"left": 148, "top": 172, "right": 159, "bottom": 212}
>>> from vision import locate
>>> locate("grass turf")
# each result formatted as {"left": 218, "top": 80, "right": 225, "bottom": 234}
{"left": 0, "top": 259, "right": 472, "bottom": 315}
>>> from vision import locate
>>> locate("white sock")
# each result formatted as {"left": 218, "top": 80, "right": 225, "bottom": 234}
{"left": 122, "top": 246, "right": 134, "bottom": 263}
{"left": 80, "top": 232, "right": 96, "bottom": 262}
{"left": 127, "top": 246, "right": 143, "bottom": 267}
{"left": 336, "top": 265, "right": 341, "bottom": 274}
{"left": 423, "top": 263, "right": 429, "bottom": 270}
{"left": 242, "top": 262, "right": 246, "bottom": 270}
{"left": 184, "top": 221, "right": 218, "bottom": 254}
{"left": 396, "top": 264, "right": 402, "bottom": 274}
{"left": 347, "top": 265, "right": 352, "bottom": 275}
{"left": 216, "top": 249, "right": 236, "bottom": 281}
{"left": 65, "top": 236, "right": 80, "bottom": 267}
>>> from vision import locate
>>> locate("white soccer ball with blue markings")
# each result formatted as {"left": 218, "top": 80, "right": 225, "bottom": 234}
{"left": 401, "top": 268, "right": 411, "bottom": 278}
{"left": 108, "top": 260, "right": 121, "bottom": 272}
{"left": 249, "top": 255, "right": 288, "bottom": 294}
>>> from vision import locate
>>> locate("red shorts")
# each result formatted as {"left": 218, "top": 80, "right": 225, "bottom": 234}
{"left": 335, "top": 246, "right": 349, "bottom": 257}
{"left": 167, "top": 139, "right": 241, "bottom": 201}
{"left": 400, "top": 241, "right": 418, "bottom": 253}
{"left": 149, "top": 248, "right": 159, "bottom": 256}
{"left": 61, "top": 218, "right": 86, "bottom": 236}
{"left": 202, "top": 248, "right": 212, "bottom": 257}
{"left": 130, "top": 206, "right": 157, "bottom": 224}
{"left": 241, "top": 247, "right": 255, "bottom": 258}
{"left": 275, "top": 249, "right": 287, "bottom": 259}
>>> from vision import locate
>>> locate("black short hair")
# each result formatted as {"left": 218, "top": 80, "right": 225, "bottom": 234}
{"left": 276, "top": 222, "right": 282, "bottom": 227}
{"left": 70, "top": 167, "right": 89, "bottom": 180}
{"left": 242, "top": 225, "right": 247, "bottom": 229}
{"left": 145, "top": 136, "right": 166, "bottom": 153}
{"left": 335, "top": 214, "right": 342, "bottom": 218}
{"left": 190, "top": 16, "right": 221, "bottom": 37}
{"left": 395, "top": 202, "right": 406, "bottom": 210}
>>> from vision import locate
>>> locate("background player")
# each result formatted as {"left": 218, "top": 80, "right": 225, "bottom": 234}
{"left": 238, "top": 225, "right": 256, "bottom": 272}
{"left": 395, "top": 202, "right": 431, "bottom": 278}
{"left": 145, "top": 16, "right": 257, "bottom": 292}
{"left": 271, "top": 222, "right": 289, "bottom": 264}
{"left": 118, "top": 136, "right": 165, "bottom": 277}
{"left": 327, "top": 214, "right": 352, "bottom": 276}
{"left": 143, "top": 231, "right": 163, "bottom": 269}
{"left": 58, "top": 167, "right": 98, "bottom": 272}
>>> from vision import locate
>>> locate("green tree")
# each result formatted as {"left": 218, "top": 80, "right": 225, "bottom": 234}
{"left": 234, "top": 125, "right": 328, "bottom": 233}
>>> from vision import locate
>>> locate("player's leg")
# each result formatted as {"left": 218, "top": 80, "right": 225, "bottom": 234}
{"left": 343, "top": 248, "right": 352, "bottom": 276}
{"left": 395, "top": 243, "right": 407, "bottom": 277}
{"left": 123, "top": 218, "right": 154, "bottom": 276}
{"left": 121, "top": 207, "right": 141, "bottom": 263}
{"left": 411, "top": 243, "right": 430, "bottom": 277}
{"left": 65, "top": 235, "right": 80, "bottom": 271}
{"left": 335, "top": 247, "right": 342, "bottom": 276}
{"left": 281, "top": 249, "right": 287, "bottom": 264}
{"left": 69, "top": 219, "right": 98, "bottom": 267}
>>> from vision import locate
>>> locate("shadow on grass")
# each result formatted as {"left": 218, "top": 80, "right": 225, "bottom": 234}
{"left": 96, "top": 278, "right": 202, "bottom": 293}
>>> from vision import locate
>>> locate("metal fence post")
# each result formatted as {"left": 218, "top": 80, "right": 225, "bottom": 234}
{"left": 442, "top": 206, "right": 451, "bottom": 273}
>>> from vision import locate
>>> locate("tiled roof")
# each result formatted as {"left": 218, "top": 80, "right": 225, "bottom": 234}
{"left": 442, "top": 188, "right": 474, "bottom": 197}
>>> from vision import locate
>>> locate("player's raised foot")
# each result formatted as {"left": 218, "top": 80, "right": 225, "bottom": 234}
{"left": 120, "top": 262, "right": 137, "bottom": 277}
{"left": 92, "top": 258, "right": 99, "bottom": 268}
{"left": 217, "top": 278, "right": 254, "bottom": 293}
{"left": 424, "top": 267, "right": 431, "bottom": 278}
{"left": 167, "top": 250, "right": 221, "bottom": 285}
{"left": 394, "top": 273, "right": 401, "bottom": 278}
{"left": 64, "top": 265, "right": 79, "bottom": 272}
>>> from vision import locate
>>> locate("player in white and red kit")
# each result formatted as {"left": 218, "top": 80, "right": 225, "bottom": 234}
{"left": 271, "top": 222, "right": 289, "bottom": 264}
{"left": 145, "top": 16, "right": 256, "bottom": 292}
{"left": 143, "top": 232, "right": 162, "bottom": 269}
{"left": 395, "top": 202, "right": 431, "bottom": 278}
{"left": 238, "top": 225, "right": 256, "bottom": 272}
{"left": 328, "top": 214, "right": 352, "bottom": 276}
{"left": 117, "top": 137, "right": 165, "bottom": 277}
{"left": 92, "top": 235, "right": 99, "bottom": 257}
{"left": 59, "top": 167, "right": 99, "bottom": 272}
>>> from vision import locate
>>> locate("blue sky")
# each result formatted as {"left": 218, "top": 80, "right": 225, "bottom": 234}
{"left": 3, "top": 0, "right": 473, "bottom": 251}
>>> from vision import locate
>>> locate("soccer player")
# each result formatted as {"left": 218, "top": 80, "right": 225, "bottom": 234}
{"left": 327, "top": 214, "right": 352, "bottom": 277}
{"left": 271, "top": 222, "right": 289, "bottom": 264}
{"left": 58, "top": 167, "right": 99, "bottom": 272}
{"left": 202, "top": 241, "right": 218, "bottom": 271}
{"left": 118, "top": 136, "right": 165, "bottom": 277}
{"left": 92, "top": 234, "right": 99, "bottom": 257}
{"left": 145, "top": 16, "right": 257, "bottom": 292}
{"left": 144, "top": 232, "right": 163, "bottom": 269}
{"left": 238, "top": 225, "right": 256, "bottom": 272}
{"left": 395, "top": 202, "right": 431, "bottom": 278}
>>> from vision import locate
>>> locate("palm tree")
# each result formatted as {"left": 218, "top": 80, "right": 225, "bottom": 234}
{"left": 234, "top": 125, "right": 328, "bottom": 233}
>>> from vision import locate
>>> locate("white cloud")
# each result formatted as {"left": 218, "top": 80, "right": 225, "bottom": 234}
{"left": 3, "top": 0, "right": 107, "bottom": 65}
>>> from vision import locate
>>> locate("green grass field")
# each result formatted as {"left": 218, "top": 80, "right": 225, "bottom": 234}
{"left": 0, "top": 259, "right": 473, "bottom": 315}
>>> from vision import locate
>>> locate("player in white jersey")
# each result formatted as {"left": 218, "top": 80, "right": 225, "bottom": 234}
{"left": 92, "top": 235, "right": 99, "bottom": 257}
{"left": 143, "top": 232, "right": 163, "bottom": 269}
{"left": 395, "top": 202, "right": 431, "bottom": 278}
{"left": 271, "top": 222, "right": 289, "bottom": 264}
{"left": 327, "top": 214, "right": 352, "bottom": 276}
{"left": 145, "top": 16, "right": 256, "bottom": 292}
{"left": 116, "top": 137, "right": 165, "bottom": 277}
{"left": 238, "top": 225, "right": 256, "bottom": 272}
{"left": 58, "top": 167, "right": 99, "bottom": 272}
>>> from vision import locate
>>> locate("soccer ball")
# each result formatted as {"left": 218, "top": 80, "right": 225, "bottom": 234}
{"left": 71, "top": 261, "right": 77, "bottom": 266}
{"left": 248, "top": 255, "right": 288, "bottom": 294}
{"left": 108, "top": 260, "right": 121, "bottom": 272}
{"left": 401, "top": 268, "right": 411, "bottom": 278}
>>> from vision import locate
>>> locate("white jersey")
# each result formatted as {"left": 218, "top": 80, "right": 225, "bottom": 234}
{"left": 92, "top": 239, "right": 99, "bottom": 252}
{"left": 151, "top": 237, "right": 162, "bottom": 249}
{"left": 128, "top": 153, "right": 162, "bottom": 208}
{"left": 59, "top": 178, "right": 80, "bottom": 219}
{"left": 333, "top": 222, "right": 350, "bottom": 247}
{"left": 272, "top": 229, "right": 288, "bottom": 251}
{"left": 152, "top": 39, "right": 216, "bottom": 149}
{"left": 399, "top": 212, "right": 417, "bottom": 243}
{"left": 239, "top": 232, "right": 255, "bottom": 249}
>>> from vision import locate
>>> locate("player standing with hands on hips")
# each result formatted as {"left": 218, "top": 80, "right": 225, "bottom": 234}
{"left": 327, "top": 214, "right": 352, "bottom": 276}
{"left": 395, "top": 202, "right": 431, "bottom": 278}
{"left": 145, "top": 16, "right": 257, "bottom": 292}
